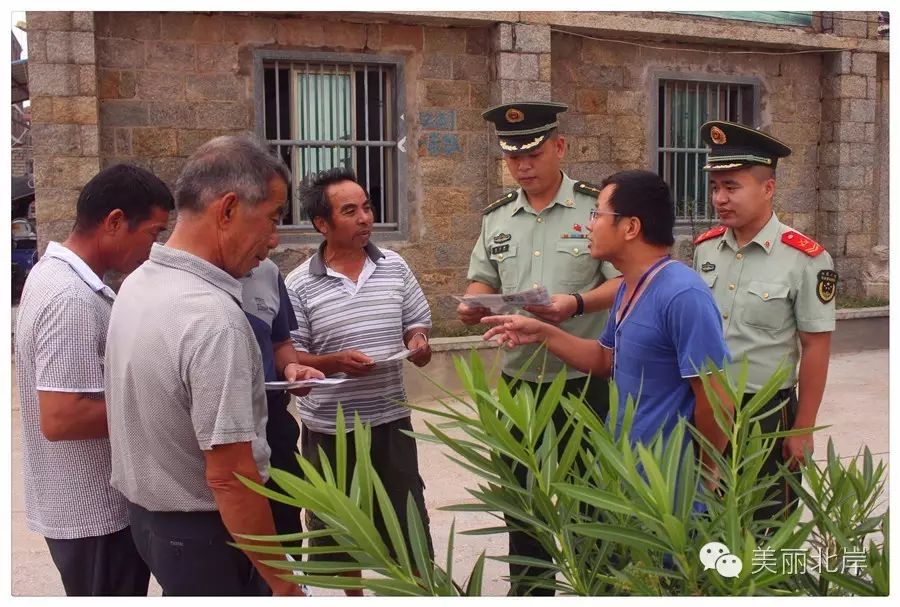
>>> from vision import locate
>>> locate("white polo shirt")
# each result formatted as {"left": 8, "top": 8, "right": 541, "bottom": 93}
{"left": 15, "top": 242, "right": 128, "bottom": 539}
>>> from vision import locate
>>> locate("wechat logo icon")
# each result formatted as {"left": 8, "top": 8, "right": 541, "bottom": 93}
{"left": 699, "top": 541, "right": 743, "bottom": 578}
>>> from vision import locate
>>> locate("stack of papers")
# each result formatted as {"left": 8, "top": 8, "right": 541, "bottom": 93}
{"left": 453, "top": 286, "right": 551, "bottom": 313}
{"left": 370, "top": 349, "right": 416, "bottom": 364}
{"left": 264, "top": 377, "right": 348, "bottom": 390}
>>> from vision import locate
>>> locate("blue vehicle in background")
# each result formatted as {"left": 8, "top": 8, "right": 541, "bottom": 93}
{"left": 12, "top": 175, "right": 37, "bottom": 302}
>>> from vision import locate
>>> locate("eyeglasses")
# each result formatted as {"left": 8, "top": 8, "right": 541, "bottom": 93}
{"left": 589, "top": 209, "right": 621, "bottom": 222}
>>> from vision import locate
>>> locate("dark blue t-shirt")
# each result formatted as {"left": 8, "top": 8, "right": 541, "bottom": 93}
{"left": 240, "top": 259, "right": 299, "bottom": 457}
{"left": 599, "top": 260, "right": 730, "bottom": 446}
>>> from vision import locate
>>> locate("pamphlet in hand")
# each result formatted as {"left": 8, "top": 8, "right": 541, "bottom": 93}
{"left": 453, "top": 285, "right": 551, "bottom": 313}
{"left": 264, "top": 377, "right": 348, "bottom": 390}
{"left": 370, "top": 349, "right": 416, "bottom": 365}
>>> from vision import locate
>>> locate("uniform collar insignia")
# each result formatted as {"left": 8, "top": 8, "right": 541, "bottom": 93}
{"left": 752, "top": 213, "right": 782, "bottom": 254}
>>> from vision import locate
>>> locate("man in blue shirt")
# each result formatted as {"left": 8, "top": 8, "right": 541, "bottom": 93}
{"left": 483, "top": 170, "right": 732, "bottom": 476}
{"left": 239, "top": 257, "right": 323, "bottom": 539}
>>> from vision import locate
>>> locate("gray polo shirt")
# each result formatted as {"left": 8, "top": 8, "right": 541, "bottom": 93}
{"left": 15, "top": 242, "right": 128, "bottom": 539}
{"left": 105, "top": 244, "right": 270, "bottom": 512}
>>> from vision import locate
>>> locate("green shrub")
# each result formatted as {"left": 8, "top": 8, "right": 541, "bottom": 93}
{"left": 234, "top": 352, "right": 888, "bottom": 596}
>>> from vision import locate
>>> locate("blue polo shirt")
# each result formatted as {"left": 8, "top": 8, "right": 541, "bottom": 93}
{"left": 599, "top": 260, "right": 729, "bottom": 447}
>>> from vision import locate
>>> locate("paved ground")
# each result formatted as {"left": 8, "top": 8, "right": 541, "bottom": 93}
{"left": 9, "top": 317, "right": 890, "bottom": 596}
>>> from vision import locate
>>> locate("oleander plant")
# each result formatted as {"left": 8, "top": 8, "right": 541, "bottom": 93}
{"left": 235, "top": 352, "right": 888, "bottom": 596}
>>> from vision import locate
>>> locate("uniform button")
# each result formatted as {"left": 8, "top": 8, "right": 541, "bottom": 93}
{"left": 534, "top": 250, "right": 541, "bottom": 257}
{"left": 728, "top": 284, "right": 735, "bottom": 291}
{"left": 573, "top": 247, "right": 580, "bottom": 254}
{"left": 498, "top": 254, "right": 504, "bottom": 260}
{"left": 536, "top": 217, "right": 544, "bottom": 223}
{"left": 723, "top": 312, "right": 729, "bottom": 319}
{"left": 763, "top": 292, "right": 769, "bottom": 299}
{"left": 736, "top": 253, "right": 743, "bottom": 260}
{"left": 537, "top": 373, "right": 544, "bottom": 381}
{"left": 533, "top": 282, "right": 539, "bottom": 289}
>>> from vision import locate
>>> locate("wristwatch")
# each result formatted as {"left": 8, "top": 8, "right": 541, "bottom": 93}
{"left": 570, "top": 292, "right": 584, "bottom": 317}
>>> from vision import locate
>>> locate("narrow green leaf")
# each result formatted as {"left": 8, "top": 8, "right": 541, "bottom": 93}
{"left": 464, "top": 551, "right": 486, "bottom": 596}
{"left": 406, "top": 493, "right": 435, "bottom": 589}
{"left": 370, "top": 471, "right": 413, "bottom": 574}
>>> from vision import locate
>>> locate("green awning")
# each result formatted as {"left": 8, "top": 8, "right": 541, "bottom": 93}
{"left": 678, "top": 11, "right": 813, "bottom": 27}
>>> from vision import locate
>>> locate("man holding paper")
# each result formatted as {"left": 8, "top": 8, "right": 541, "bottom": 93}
{"left": 284, "top": 167, "right": 434, "bottom": 593}
{"left": 458, "top": 101, "right": 622, "bottom": 595}
{"left": 239, "top": 257, "right": 323, "bottom": 541}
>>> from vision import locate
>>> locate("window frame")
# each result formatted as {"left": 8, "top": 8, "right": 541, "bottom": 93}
{"left": 252, "top": 49, "right": 408, "bottom": 244}
{"left": 649, "top": 71, "right": 760, "bottom": 231}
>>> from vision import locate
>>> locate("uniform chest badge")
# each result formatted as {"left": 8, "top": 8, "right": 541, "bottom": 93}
{"left": 491, "top": 244, "right": 510, "bottom": 255}
{"left": 700, "top": 261, "right": 716, "bottom": 272}
{"left": 493, "top": 233, "right": 511, "bottom": 244}
{"left": 816, "top": 269, "right": 838, "bottom": 304}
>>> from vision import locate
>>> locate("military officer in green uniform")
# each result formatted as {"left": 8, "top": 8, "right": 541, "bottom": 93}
{"left": 457, "top": 101, "right": 621, "bottom": 596}
{"left": 693, "top": 121, "right": 836, "bottom": 523}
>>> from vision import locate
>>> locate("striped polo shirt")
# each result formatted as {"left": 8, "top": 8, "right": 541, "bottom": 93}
{"left": 284, "top": 242, "right": 431, "bottom": 434}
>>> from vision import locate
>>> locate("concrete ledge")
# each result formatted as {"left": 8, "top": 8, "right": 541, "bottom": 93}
{"left": 388, "top": 11, "right": 889, "bottom": 54}
{"left": 836, "top": 305, "right": 889, "bottom": 320}
{"left": 429, "top": 335, "right": 491, "bottom": 352}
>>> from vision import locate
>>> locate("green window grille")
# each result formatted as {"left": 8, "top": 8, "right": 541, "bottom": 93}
{"left": 657, "top": 79, "right": 757, "bottom": 221}
{"left": 263, "top": 60, "right": 399, "bottom": 227}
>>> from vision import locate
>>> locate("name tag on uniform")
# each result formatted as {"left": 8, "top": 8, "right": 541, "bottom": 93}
{"left": 491, "top": 244, "right": 509, "bottom": 255}
{"left": 701, "top": 262, "right": 716, "bottom": 272}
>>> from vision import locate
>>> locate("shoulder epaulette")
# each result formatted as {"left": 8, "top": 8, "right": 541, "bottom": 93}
{"left": 482, "top": 190, "right": 517, "bottom": 215}
{"left": 781, "top": 230, "right": 825, "bottom": 257}
{"left": 693, "top": 225, "right": 727, "bottom": 245}
{"left": 573, "top": 181, "right": 602, "bottom": 197}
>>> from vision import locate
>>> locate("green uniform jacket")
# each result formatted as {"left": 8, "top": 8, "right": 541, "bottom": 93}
{"left": 467, "top": 172, "right": 620, "bottom": 382}
{"left": 693, "top": 213, "right": 837, "bottom": 391}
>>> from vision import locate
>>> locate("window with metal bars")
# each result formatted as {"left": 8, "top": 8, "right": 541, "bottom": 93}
{"left": 655, "top": 77, "right": 758, "bottom": 222}
{"left": 255, "top": 51, "right": 405, "bottom": 232}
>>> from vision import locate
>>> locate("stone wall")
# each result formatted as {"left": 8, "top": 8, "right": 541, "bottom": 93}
{"left": 403, "top": 24, "right": 494, "bottom": 333}
{"left": 818, "top": 50, "right": 880, "bottom": 297}
{"left": 27, "top": 11, "right": 100, "bottom": 251}
{"left": 864, "top": 52, "right": 890, "bottom": 299}
{"left": 91, "top": 12, "right": 493, "bottom": 334}
{"left": 551, "top": 30, "right": 823, "bottom": 262}
{"left": 25, "top": 11, "right": 889, "bottom": 333}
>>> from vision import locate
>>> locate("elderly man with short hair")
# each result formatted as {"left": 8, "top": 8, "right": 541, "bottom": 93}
{"left": 104, "top": 136, "right": 304, "bottom": 596}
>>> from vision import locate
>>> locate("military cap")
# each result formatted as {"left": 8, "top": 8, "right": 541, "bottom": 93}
{"left": 481, "top": 101, "right": 568, "bottom": 154}
{"left": 700, "top": 120, "right": 792, "bottom": 172}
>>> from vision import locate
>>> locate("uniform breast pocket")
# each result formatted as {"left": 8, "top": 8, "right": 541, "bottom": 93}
{"left": 489, "top": 244, "right": 519, "bottom": 289}
{"left": 555, "top": 241, "right": 597, "bottom": 288}
{"left": 742, "top": 281, "right": 792, "bottom": 331}
{"left": 701, "top": 271, "right": 718, "bottom": 289}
